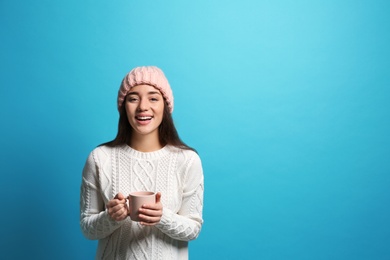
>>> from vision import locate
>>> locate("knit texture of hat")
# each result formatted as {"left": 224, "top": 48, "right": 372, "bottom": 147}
{"left": 117, "top": 66, "right": 174, "bottom": 113}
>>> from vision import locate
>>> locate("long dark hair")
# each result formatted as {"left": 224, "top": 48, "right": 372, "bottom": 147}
{"left": 100, "top": 100, "right": 195, "bottom": 152}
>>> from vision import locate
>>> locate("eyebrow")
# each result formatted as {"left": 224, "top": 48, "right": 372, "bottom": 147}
{"left": 127, "top": 91, "right": 162, "bottom": 96}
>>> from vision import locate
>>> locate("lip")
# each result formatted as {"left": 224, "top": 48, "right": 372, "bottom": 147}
{"left": 136, "top": 113, "right": 153, "bottom": 117}
{"left": 135, "top": 114, "right": 153, "bottom": 119}
{"left": 135, "top": 114, "right": 153, "bottom": 125}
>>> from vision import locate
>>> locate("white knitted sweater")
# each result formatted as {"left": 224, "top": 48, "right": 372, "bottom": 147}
{"left": 80, "top": 144, "right": 204, "bottom": 260}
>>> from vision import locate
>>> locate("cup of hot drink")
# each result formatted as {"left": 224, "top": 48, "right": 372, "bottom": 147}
{"left": 128, "top": 191, "right": 156, "bottom": 221}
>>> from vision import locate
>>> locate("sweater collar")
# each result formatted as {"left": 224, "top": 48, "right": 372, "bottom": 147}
{"left": 120, "top": 144, "right": 172, "bottom": 159}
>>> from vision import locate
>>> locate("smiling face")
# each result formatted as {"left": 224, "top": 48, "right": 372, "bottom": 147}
{"left": 125, "top": 84, "right": 165, "bottom": 143}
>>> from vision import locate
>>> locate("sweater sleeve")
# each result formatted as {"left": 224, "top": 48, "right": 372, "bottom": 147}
{"left": 80, "top": 151, "right": 124, "bottom": 240}
{"left": 155, "top": 152, "right": 204, "bottom": 241}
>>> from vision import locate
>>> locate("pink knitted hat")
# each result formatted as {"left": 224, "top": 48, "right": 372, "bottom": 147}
{"left": 117, "top": 66, "right": 174, "bottom": 113}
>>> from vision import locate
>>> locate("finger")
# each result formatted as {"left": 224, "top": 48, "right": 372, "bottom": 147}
{"left": 110, "top": 205, "right": 128, "bottom": 220}
{"left": 113, "top": 213, "right": 127, "bottom": 221}
{"left": 139, "top": 207, "right": 162, "bottom": 217}
{"left": 115, "top": 193, "right": 128, "bottom": 205}
{"left": 112, "top": 209, "right": 125, "bottom": 219}
{"left": 155, "top": 192, "right": 161, "bottom": 203}
{"left": 108, "top": 206, "right": 119, "bottom": 217}
{"left": 141, "top": 194, "right": 162, "bottom": 210}
{"left": 116, "top": 192, "right": 126, "bottom": 200}
{"left": 111, "top": 203, "right": 127, "bottom": 212}
{"left": 107, "top": 200, "right": 119, "bottom": 208}
{"left": 141, "top": 202, "right": 163, "bottom": 211}
{"left": 116, "top": 208, "right": 129, "bottom": 220}
{"left": 109, "top": 193, "right": 128, "bottom": 205}
{"left": 108, "top": 203, "right": 128, "bottom": 215}
{"left": 138, "top": 215, "right": 161, "bottom": 226}
{"left": 107, "top": 199, "right": 126, "bottom": 209}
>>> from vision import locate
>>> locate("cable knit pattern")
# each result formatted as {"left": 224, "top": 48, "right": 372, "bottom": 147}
{"left": 80, "top": 145, "right": 204, "bottom": 260}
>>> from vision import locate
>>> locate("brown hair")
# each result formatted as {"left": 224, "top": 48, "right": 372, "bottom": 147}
{"left": 100, "top": 100, "right": 195, "bottom": 152}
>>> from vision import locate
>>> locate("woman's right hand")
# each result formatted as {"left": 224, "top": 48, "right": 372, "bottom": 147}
{"left": 107, "top": 192, "right": 128, "bottom": 221}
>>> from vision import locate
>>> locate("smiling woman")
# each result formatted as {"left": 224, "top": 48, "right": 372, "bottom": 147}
{"left": 79, "top": 66, "right": 204, "bottom": 260}
{"left": 125, "top": 85, "right": 165, "bottom": 149}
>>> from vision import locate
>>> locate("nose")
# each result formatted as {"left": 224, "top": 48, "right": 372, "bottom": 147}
{"left": 138, "top": 98, "right": 149, "bottom": 111}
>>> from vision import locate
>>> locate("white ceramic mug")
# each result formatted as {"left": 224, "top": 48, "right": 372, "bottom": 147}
{"left": 128, "top": 191, "right": 156, "bottom": 221}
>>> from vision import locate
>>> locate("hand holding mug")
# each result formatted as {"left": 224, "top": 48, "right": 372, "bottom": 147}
{"left": 107, "top": 192, "right": 128, "bottom": 221}
{"left": 129, "top": 192, "right": 163, "bottom": 226}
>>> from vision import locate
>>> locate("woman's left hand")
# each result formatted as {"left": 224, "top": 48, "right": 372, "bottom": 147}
{"left": 138, "top": 192, "right": 163, "bottom": 226}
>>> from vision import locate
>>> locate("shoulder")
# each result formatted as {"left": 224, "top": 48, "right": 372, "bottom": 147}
{"left": 169, "top": 147, "right": 204, "bottom": 185}
{"left": 91, "top": 145, "right": 112, "bottom": 156}
{"left": 166, "top": 146, "right": 202, "bottom": 167}
{"left": 167, "top": 145, "right": 199, "bottom": 158}
{"left": 87, "top": 145, "right": 120, "bottom": 164}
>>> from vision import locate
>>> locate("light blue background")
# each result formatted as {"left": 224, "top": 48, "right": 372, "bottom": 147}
{"left": 1, "top": 0, "right": 389, "bottom": 259}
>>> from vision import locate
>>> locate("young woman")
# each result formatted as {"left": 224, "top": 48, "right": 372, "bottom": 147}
{"left": 80, "top": 66, "right": 204, "bottom": 259}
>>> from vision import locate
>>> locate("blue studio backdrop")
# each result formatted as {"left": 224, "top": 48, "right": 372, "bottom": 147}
{"left": 1, "top": 0, "right": 389, "bottom": 259}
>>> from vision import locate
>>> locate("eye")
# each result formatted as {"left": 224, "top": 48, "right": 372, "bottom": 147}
{"left": 150, "top": 97, "right": 159, "bottom": 102}
{"left": 127, "top": 96, "right": 138, "bottom": 102}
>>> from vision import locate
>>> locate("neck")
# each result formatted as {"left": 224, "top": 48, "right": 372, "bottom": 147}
{"left": 130, "top": 133, "right": 163, "bottom": 152}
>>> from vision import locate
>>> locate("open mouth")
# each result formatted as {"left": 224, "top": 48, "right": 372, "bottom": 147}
{"left": 136, "top": 116, "right": 153, "bottom": 121}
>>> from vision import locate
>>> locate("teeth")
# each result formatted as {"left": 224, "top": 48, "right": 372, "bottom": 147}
{"left": 137, "top": 116, "right": 152, "bottom": 120}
